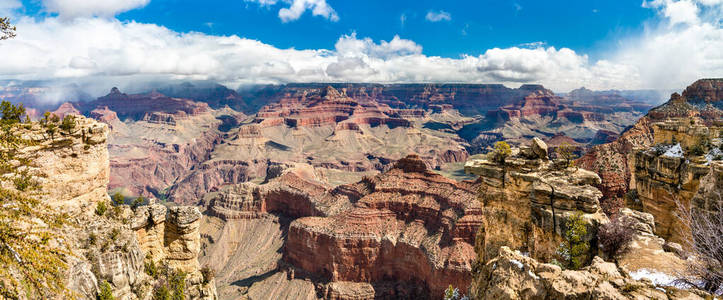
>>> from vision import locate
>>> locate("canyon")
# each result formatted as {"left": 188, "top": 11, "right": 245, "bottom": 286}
{"left": 4, "top": 79, "right": 721, "bottom": 299}
{"left": 23, "top": 82, "right": 655, "bottom": 205}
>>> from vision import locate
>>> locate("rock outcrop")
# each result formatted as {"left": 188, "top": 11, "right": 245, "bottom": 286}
{"left": 132, "top": 205, "right": 217, "bottom": 299}
{"left": 579, "top": 78, "right": 722, "bottom": 202}
{"left": 470, "top": 246, "right": 707, "bottom": 300}
{"left": 0, "top": 115, "right": 216, "bottom": 299}
{"left": 465, "top": 139, "right": 607, "bottom": 262}
{"left": 632, "top": 118, "right": 716, "bottom": 243}
{"left": 285, "top": 155, "right": 482, "bottom": 298}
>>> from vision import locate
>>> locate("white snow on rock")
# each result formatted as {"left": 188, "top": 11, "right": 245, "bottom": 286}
{"left": 663, "top": 144, "right": 684, "bottom": 158}
{"left": 629, "top": 269, "right": 676, "bottom": 287}
{"left": 510, "top": 259, "right": 524, "bottom": 270}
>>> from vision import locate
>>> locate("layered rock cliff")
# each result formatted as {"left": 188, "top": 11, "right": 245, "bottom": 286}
{"left": 632, "top": 118, "right": 719, "bottom": 243}
{"left": 197, "top": 155, "right": 482, "bottom": 299}
{"left": 579, "top": 78, "right": 722, "bottom": 204}
{"left": 464, "top": 138, "right": 607, "bottom": 262}
{"left": 285, "top": 155, "right": 482, "bottom": 298}
{"left": 0, "top": 115, "right": 216, "bottom": 299}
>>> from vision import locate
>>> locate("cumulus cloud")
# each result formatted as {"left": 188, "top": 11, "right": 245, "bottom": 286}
{"left": 0, "top": 15, "right": 629, "bottom": 92}
{"left": 246, "top": 0, "right": 339, "bottom": 22}
{"left": 621, "top": 0, "right": 723, "bottom": 88}
{"left": 42, "top": 0, "right": 150, "bottom": 19}
{"left": 0, "top": 0, "right": 720, "bottom": 98}
{"left": 425, "top": 10, "right": 451, "bottom": 22}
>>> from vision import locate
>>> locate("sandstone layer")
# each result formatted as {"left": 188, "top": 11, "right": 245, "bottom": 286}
{"left": 465, "top": 138, "right": 607, "bottom": 262}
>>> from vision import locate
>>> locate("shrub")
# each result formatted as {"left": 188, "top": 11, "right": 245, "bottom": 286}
{"left": 13, "top": 168, "right": 38, "bottom": 191}
{"left": 556, "top": 143, "right": 577, "bottom": 170}
{"left": 109, "top": 228, "right": 120, "bottom": 241}
{"left": 95, "top": 201, "right": 108, "bottom": 216}
{"left": 491, "top": 141, "right": 511, "bottom": 163}
{"left": 145, "top": 260, "right": 159, "bottom": 279}
{"left": 690, "top": 143, "right": 706, "bottom": 156}
{"left": 88, "top": 233, "right": 97, "bottom": 246}
{"left": 59, "top": 115, "right": 75, "bottom": 134}
{"left": 675, "top": 194, "right": 723, "bottom": 294}
{"left": 132, "top": 196, "right": 145, "bottom": 210}
{"left": 0, "top": 100, "right": 25, "bottom": 125}
{"left": 200, "top": 266, "right": 215, "bottom": 285}
{"left": 598, "top": 214, "right": 636, "bottom": 258}
{"left": 98, "top": 280, "right": 115, "bottom": 300}
{"left": 169, "top": 270, "right": 186, "bottom": 300}
{"left": 152, "top": 283, "right": 171, "bottom": 300}
{"left": 443, "top": 284, "right": 468, "bottom": 300}
{"left": 556, "top": 211, "right": 590, "bottom": 270}
{"left": 111, "top": 192, "right": 124, "bottom": 206}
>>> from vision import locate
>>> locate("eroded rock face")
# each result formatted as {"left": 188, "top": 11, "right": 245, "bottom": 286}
{"left": 284, "top": 155, "right": 482, "bottom": 298}
{"left": 131, "top": 205, "right": 217, "bottom": 299}
{"left": 200, "top": 155, "right": 481, "bottom": 298}
{"left": 633, "top": 118, "right": 715, "bottom": 243}
{"left": 470, "top": 246, "right": 707, "bottom": 300}
{"left": 579, "top": 78, "right": 722, "bottom": 201}
{"left": 7, "top": 116, "right": 216, "bottom": 299}
{"left": 18, "top": 116, "right": 110, "bottom": 211}
{"left": 465, "top": 138, "right": 607, "bottom": 262}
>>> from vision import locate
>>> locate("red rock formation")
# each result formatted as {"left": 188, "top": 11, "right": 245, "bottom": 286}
{"left": 89, "top": 106, "right": 119, "bottom": 125}
{"left": 284, "top": 155, "right": 482, "bottom": 298}
{"left": 80, "top": 88, "right": 210, "bottom": 121}
{"left": 577, "top": 117, "right": 654, "bottom": 199}
{"left": 254, "top": 85, "right": 417, "bottom": 130}
{"left": 51, "top": 102, "right": 81, "bottom": 119}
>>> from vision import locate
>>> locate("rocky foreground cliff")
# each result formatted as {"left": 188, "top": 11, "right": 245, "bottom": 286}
{"left": 0, "top": 115, "right": 216, "bottom": 299}
{"left": 465, "top": 137, "right": 715, "bottom": 299}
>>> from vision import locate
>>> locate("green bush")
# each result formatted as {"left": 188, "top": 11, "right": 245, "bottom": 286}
{"left": 0, "top": 100, "right": 25, "bottom": 125}
{"left": 145, "top": 260, "right": 159, "bottom": 279}
{"left": 109, "top": 228, "right": 120, "bottom": 241}
{"left": 98, "top": 280, "right": 115, "bottom": 300}
{"left": 152, "top": 284, "right": 171, "bottom": 300}
{"left": 95, "top": 201, "right": 108, "bottom": 216}
{"left": 59, "top": 115, "right": 76, "bottom": 134}
{"left": 169, "top": 270, "right": 186, "bottom": 300}
{"left": 556, "top": 211, "right": 590, "bottom": 270}
{"left": 132, "top": 196, "right": 145, "bottom": 210}
{"left": 13, "top": 168, "right": 38, "bottom": 191}
{"left": 491, "top": 141, "right": 511, "bottom": 163}
{"left": 112, "top": 192, "right": 124, "bottom": 206}
{"left": 690, "top": 144, "right": 706, "bottom": 156}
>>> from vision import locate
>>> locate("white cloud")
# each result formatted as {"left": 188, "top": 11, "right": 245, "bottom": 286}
{"left": 0, "top": 0, "right": 721, "bottom": 96}
{"left": 425, "top": 10, "right": 451, "bottom": 22}
{"left": 246, "top": 0, "right": 339, "bottom": 22}
{"left": 0, "top": 0, "right": 21, "bottom": 16}
{"left": 42, "top": 0, "right": 150, "bottom": 19}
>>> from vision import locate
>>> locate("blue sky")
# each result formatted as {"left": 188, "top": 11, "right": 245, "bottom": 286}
{"left": 0, "top": 0, "right": 720, "bottom": 94}
{"left": 20, "top": 0, "right": 656, "bottom": 59}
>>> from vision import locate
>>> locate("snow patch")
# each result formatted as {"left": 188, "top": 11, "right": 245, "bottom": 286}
{"left": 629, "top": 269, "right": 676, "bottom": 287}
{"left": 528, "top": 270, "right": 539, "bottom": 280}
{"left": 705, "top": 147, "right": 722, "bottom": 164}
{"left": 510, "top": 259, "right": 524, "bottom": 270}
{"left": 663, "top": 143, "right": 683, "bottom": 158}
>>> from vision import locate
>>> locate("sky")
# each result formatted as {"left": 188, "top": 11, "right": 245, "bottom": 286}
{"left": 0, "top": 0, "right": 721, "bottom": 97}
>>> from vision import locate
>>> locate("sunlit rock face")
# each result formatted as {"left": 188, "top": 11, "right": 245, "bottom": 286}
{"left": 579, "top": 78, "right": 722, "bottom": 201}
{"left": 465, "top": 138, "right": 607, "bottom": 263}
{"left": 632, "top": 118, "right": 718, "bottom": 243}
